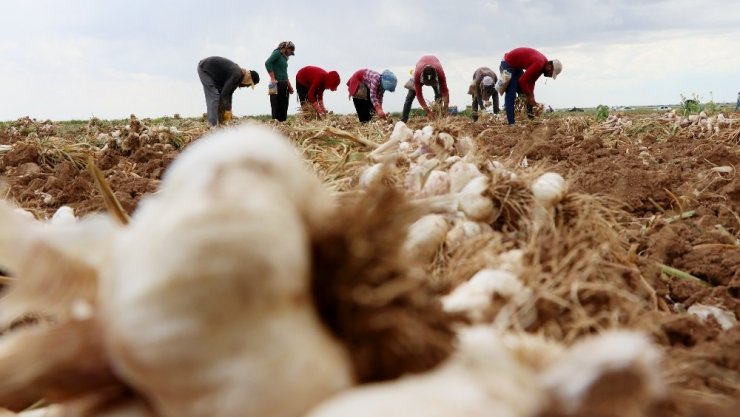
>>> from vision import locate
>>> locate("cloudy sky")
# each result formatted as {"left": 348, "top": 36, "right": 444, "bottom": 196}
{"left": 1, "top": 0, "right": 738, "bottom": 121}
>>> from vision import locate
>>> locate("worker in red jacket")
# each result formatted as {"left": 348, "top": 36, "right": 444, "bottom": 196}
{"left": 295, "top": 66, "right": 341, "bottom": 117}
{"left": 498, "top": 47, "right": 562, "bottom": 124}
{"left": 401, "top": 55, "right": 449, "bottom": 122}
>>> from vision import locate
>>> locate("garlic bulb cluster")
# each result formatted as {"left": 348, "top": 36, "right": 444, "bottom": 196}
{"left": 99, "top": 115, "right": 181, "bottom": 154}
{"left": 361, "top": 123, "right": 571, "bottom": 263}
{"left": 360, "top": 122, "right": 477, "bottom": 192}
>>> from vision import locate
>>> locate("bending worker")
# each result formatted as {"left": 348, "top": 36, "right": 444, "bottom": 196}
{"left": 497, "top": 47, "right": 562, "bottom": 125}
{"left": 197, "top": 56, "right": 260, "bottom": 127}
{"left": 401, "top": 55, "right": 449, "bottom": 122}
{"left": 346, "top": 68, "right": 397, "bottom": 123}
{"left": 295, "top": 66, "right": 341, "bottom": 117}
{"left": 468, "top": 66, "right": 500, "bottom": 121}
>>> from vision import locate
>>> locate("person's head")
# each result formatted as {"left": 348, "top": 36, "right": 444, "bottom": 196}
{"left": 325, "top": 71, "right": 341, "bottom": 91}
{"left": 481, "top": 75, "right": 495, "bottom": 94}
{"left": 421, "top": 65, "right": 437, "bottom": 86}
{"left": 278, "top": 41, "right": 295, "bottom": 58}
{"left": 380, "top": 70, "right": 397, "bottom": 92}
{"left": 240, "top": 69, "right": 260, "bottom": 88}
{"left": 544, "top": 59, "right": 562, "bottom": 79}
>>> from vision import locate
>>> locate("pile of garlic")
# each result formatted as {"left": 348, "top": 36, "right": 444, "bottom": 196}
{"left": 0, "top": 124, "right": 674, "bottom": 417}
{"left": 359, "top": 122, "right": 568, "bottom": 263}
{"left": 595, "top": 114, "right": 632, "bottom": 135}
{"left": 98, "top": 115, "right": 183, "bottom": 154}
{"left": 658, "top": 109, "right": 732, "bottom": 134}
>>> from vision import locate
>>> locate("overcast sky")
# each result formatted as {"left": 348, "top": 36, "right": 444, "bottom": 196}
{"left": 1, "top": 0, "right": 738, "bottom": 121}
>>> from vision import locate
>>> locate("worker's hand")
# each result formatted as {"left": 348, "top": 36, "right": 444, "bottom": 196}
{"left": 527, "top": 96, "right": 536, "bottom": 107}
{"left": 288, "top": 83, "right": 294, "bottom": 95}
{"left": 223, "top": 111, "right": 233, "bottom": 122}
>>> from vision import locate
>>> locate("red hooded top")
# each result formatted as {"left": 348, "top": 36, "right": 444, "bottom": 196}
{"left": 413, "top": 55, "right": 449, "bottom": 110}
{"left": 503, "top": 47, "right": 548, "bottom": 102}
{"left": 295, "top": 66, "right": 341, "bottom": 111}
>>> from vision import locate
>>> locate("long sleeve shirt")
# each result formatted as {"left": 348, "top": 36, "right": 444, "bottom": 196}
{"left": 469, "top": 67, "right": 498, "bottom": 101}
{"left": 413, "top": 55, "right": 449, "bottom": 109}
{"left": 296, "top": 66, "right": 329, "bottom": 105}
{"left": 265, "top": 49, "right": 289, "bottom": 81}
{"left": 503, "top": 47, "right": 548, "bottom": 103}
{"left": 347, "top": 69, "right": 384, "bottom": 110}
{"left": 198, "top": 56, "right": 245, "bottom": 110}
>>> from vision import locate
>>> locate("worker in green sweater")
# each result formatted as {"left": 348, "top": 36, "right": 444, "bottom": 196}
{"left": 265, "top": 41, "right": 296, "bottom": 122}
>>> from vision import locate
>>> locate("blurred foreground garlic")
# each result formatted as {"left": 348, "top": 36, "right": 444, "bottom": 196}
{"left": 0, "top": 201, "right": 118, "bottom": 328}
{"left": 99, "top": 124, "right": 353, "bottom": 417}
{"left": 306, "top": 327, "right": 664, "bottom": 417}
{"left": 540, "top": 331, "right": 664, "bottom": 416}
{"left": 304, "top": 326, "right": 545, "bottom": 417}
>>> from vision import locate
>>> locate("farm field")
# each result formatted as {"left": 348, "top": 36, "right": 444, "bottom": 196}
{"left": 0, "top": 108, "right": 738, "bottom": 416}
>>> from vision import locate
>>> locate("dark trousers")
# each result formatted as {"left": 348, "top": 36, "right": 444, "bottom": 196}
{"left": 197, "top": 61, "right": 224, "bottom": 127}
{"left": 296, "top": 83, "right": 309, "bottom": 106}
{"left": 472, "top": 93, "right": 500, "bottom": 121}
{"left": 500, "top": 61, "right": 533, "bottom": 124}
{"left": 270, "top": 80, "right": 290, "bottom": 121}
{"left": 353, "top": 97, "right": 375, "bottom": 123}
{"left": 401, "top": 82, "right": 441, "bottom": 122}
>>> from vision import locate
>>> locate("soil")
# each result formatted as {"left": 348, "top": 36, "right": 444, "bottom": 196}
{"left": 1, "top": 111, "right": 739, "bottom": 415}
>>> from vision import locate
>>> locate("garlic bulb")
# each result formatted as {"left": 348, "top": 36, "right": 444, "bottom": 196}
{"left": 444, "top": 218, "right": 491, "bottom": 250}
{"left": 403, "top": 214, "right": 450, "bottom": 262}
{"left": 448, "top": 161, "right": 482, "bottom": 193}
{"left": 458, "top": 176, "right": 494, "bottom": 223}
{"left": 421, "top": 125, "right": 434, "bottom": 142}
{"left": 531, "top": 172, "right": 566, "bottom": 208}
{"left": 359, "top": 163, "right": 385, "bottom": 189}
{"left": 390, "top": 121, "right": 413, "bottom": 142}
{"left": 687, "top": 303, "right": 737, "bottom": 330}
{"left": 419, "top": 170, "right": 450, "bottom": 197}
{"left": 442, "top": 269, "right": 525, "bottom": 316}
{"left": 49, "top": 206, "right": 76, "bottom": 226}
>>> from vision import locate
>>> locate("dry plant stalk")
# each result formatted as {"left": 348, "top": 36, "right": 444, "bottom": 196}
{"left": 86, "top": 157, "right": 129, "bottom": 225}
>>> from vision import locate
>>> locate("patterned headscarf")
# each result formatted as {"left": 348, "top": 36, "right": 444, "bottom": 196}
{"left": 277, "top": 41, "right": 295, "bottom": 56}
